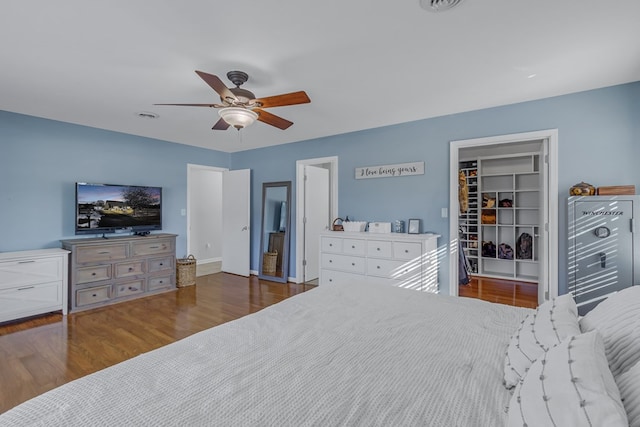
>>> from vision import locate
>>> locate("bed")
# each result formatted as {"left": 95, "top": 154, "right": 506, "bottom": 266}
{"left": 1, "top": 281, "right": 638, "bottom": 426}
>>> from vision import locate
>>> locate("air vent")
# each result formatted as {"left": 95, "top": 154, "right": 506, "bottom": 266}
{"left": 135, "top": 111, "right": 159, "bottom": 119}
{"left": 420, "top": 0, "right": 465, "bottom": 12}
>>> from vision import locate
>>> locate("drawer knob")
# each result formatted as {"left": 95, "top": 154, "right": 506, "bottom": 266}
{"left": 377, "top": 247, "right": 381, "bottom": 251}
{"left": 159, "top": 263, "right": 164, "bottom": 266}
{"left": 351, "top": 245, "right": 355, "bottom": 249}
{"left": 128, "top": 267, "right": 134, "bottom": 271}
{"left": 92, "top": 293, "right": 97, "bottom": 297}
{"left": 329, "top": 260, "right": 333, "bottom": 263}
{"left": 351, "top": 262, "right": 355, "bottom": 266}
{"left": 405, "top": 249, "right": 409, "bottom": 253}
{"left": 329, "top": 243, "right": 333, "bottom": 247}
{"left": 92, "top": 272, "right": 96, "bottom": 276}
{"left": 376, "top": 265, "right": 381, "bottom": 269}
{"left": 159, "top": 280, "right": 164, "bottom": 284}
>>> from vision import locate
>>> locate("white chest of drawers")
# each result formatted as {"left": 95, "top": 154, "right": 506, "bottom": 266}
{"left": 0, "top": 248, "right": 70, "bottom": 323}
{"left": 319, "top": 231, "right": 440, "bottom": 292}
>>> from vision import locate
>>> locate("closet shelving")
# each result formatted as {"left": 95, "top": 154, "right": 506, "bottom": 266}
{"left": 477, "top": 153, "right": 540, "bottom": 282}
{"left": 458, "top": 160, "right": 478, "bottom": 274}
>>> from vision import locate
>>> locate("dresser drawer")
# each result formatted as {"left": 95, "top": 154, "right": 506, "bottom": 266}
{"left": 342, "top": 239, "right": 365, "bottom": 256}
{"left": 366, "top": 240, "right": 392, "bottom": 258}
{"left": 148, "top": 275, "right": 173, "bottom": 291}
{"left": 76, "top": 244, "right": 128, "bottom": 264}
{"left": 131, "top": 239, "right": 173, "bottom": 257}
{"left": 393, "top": 242, "right": 423, "bottom": 260}
{"left": 76, "top": 265, "right": 111, "bottom": 284}
{"left": 148, "top": 256, "right": 173, "bottom": 273}
{"left": 114, "top": 261, "right": 145, "bottom": 278}
{"left": 76, "top": 285, "right": 112, "bottom": 307}
{"left": 321, "top": 253, "right": 365, "bottom": 274}
{"left": 0, "top": 281, "right": 61, "bottom": 319}
{"left": 321, "top": 236, "right": 343, "bottom": 253}
{"left": 0, "top": 257, "right": 63, "bottom": 290}
{"left": 366, "top": 258, "right": 416, "bottom": 280}
{"left": 320, "top": 269, "right": 364, "bottom": 285}
{"left": 115, "top": 280, "right": 144, "bottom": 297}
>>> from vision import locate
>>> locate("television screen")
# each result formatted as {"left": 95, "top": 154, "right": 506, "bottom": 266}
{"left": 75, "top": 182, "right": 162, "bottom": 235}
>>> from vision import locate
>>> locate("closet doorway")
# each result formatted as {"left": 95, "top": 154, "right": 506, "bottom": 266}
{"left": 449, "top": 130, "right": 558, "bottom": 304}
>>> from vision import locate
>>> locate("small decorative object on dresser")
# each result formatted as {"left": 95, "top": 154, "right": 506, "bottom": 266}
{"left": 407, "top": 219, "right": 421, "bottom": 234}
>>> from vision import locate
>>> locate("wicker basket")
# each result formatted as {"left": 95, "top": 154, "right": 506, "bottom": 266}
{"left": 176, "top": 254, "right": 197, "bottom": 287}
{"left": 262, "top": 250, "right": 278, "bottom": 275}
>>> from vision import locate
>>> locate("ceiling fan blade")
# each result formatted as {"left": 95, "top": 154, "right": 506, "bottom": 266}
{"left": 212, "top": 117, "right": 231, "bottom": 130}
{"left": 195, "top": 70, "right": 237, "bottom": 102}
{"left": 255, "top": 109, "right": 293, "bottom": 130}
{"left": 154, "top": 103, "right": 218, "bottom": 107}
{"left": 254, "top": 91, "right": 310, "bottom": 108}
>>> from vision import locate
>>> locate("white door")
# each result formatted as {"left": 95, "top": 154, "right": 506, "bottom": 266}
{"left": 222, "top": 169, "right": 250, "bottom": 276}
{"left": 303, "top": 165, "right": 330, "bottom": 281}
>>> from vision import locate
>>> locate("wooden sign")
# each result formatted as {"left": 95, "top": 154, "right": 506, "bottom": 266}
{"left": 355, "top": 162, "right": 424, "bottom": 180}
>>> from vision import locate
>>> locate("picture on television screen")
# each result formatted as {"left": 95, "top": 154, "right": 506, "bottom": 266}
{"left": 76, "top": 183, "right": 162, "bottom": 234}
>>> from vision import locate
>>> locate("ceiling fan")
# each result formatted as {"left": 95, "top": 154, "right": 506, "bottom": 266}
{"left": 155, "top": 70, "right": 310, "bottom": 131}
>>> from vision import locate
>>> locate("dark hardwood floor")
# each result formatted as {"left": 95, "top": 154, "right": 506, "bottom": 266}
{"left": 459, "top": 275, "right": 538, "bottom": 309}
{"left": 0, "top": 272, "right": 536, "bottom": 414}
{"left": 0, "top": 273, "right": 315, "bottom": 414}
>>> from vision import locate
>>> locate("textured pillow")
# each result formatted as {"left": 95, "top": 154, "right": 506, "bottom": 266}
{"left": 503, "top": 294, "right": 580, "bottom": 388}
{"left": 507, "top": 330, "right": 628, "bottom": 427}
{"left": 616, "top": 360, "right": 640, "bottom": 427}
{"left": 579, "top": 285, "right": 640, "bottom": 378}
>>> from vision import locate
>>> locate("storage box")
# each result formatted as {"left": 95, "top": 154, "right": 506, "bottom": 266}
{"left": 368, "top": 222, "right": 391, "bottom": 233}
{"left": 342, "top": 221, "right": 367, "bottom": 232}
{"left": 597, "top": 185, "right": 635, "bottom": 195}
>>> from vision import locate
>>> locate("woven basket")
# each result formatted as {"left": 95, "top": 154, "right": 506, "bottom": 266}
{"left": 262, "top": 250, "right": 278, "bottom": 275}
{"left": 176, "top": 254, "right": 197, "bottom": 287}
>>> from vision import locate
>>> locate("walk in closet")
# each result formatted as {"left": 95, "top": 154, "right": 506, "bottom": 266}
{"left": 459, "top": 152, "right": 541, "bottom": 283}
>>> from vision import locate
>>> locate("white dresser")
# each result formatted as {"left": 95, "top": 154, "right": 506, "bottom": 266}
{"left": 0, "top": 248, "right": 70, "bottom": 323}
{"left": 319, "top": 231, "right": 440, "bottom": 292}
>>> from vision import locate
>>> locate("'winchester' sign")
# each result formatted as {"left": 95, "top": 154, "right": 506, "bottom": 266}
{"left": 355, "top": 162, "right": 424, "bottom": 180}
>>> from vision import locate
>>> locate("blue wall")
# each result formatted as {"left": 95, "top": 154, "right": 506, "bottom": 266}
{"left": 232, "top": 82, "right": 640, "bottom": 295}
{"left": 0, "top": 111, "right": 230, "bottom": 254}
{"left": 2, "top": 81, "right": 639, "bottom": 296}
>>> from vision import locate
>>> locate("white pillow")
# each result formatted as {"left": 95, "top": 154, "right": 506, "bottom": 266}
{"left": 616, "top": 360, "right": 640, "bottom": 427}
{"left": 503, "top": 294, "right": 580, "bottom": 388}
{"left": 580, "top": 285, "right": 640, "bottom": 378}
{"left": 507, "top": 330, "right": 628, "bottom": 427}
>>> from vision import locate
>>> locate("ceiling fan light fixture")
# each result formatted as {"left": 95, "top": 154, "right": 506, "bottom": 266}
{"left": 218, "top": 107, "right": 258, "bottom": 130}
{"left": 419, "top": 0, "right": 465, "bottom": 12}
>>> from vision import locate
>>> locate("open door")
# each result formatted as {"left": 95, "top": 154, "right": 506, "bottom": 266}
{"left": 222, "top": 169, "right": 250, "bottom": 276}
{"left": 303, "top": 165, "right": 330, "bottom": 282}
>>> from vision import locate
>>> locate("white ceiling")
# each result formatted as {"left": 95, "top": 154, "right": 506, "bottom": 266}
{"left": 2, "top": 1, "right": 639, "bottom": 153}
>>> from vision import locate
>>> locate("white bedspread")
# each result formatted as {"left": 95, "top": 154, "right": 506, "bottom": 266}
{"left": 1, "top": 281, "right": 531, "bottom": 427}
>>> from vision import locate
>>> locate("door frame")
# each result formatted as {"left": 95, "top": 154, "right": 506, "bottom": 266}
{"left": 448, "top": 129, "right": 559, "bottom": 303}
{"left": 295, "top": 156, "right": 339, "bottom": 283}
{"left": 187, "top": 164, "right": 227, "bottom": 261}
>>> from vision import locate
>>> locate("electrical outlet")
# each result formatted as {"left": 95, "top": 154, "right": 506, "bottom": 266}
{"left": 441, "top": 207, "right": 448, "bottom": 218}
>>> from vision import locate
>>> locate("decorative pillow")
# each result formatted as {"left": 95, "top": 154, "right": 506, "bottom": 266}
{"left": 507, "top": 330, "right": 628, "bottom": 427}
{"left": 579, "top": 285, "right": 640, "bottom": 378}
{"left": 503, "top": 294, "right": 580, "bottom": 388}
{"left": 616, "top": 359, "right": 640, "bottom": 427}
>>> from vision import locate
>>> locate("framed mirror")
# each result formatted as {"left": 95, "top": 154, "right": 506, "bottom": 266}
{"left": 258, "top": 181, "right": 291, "bottom": 283}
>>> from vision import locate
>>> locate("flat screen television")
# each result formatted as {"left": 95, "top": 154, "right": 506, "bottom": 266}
{"left": 75, "top": 182, "right": 162, "bottom": 235}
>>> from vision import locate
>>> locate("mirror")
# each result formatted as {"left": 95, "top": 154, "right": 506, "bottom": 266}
{"left": 259, "top": 181, "right": 291, "bottom": 283}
